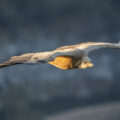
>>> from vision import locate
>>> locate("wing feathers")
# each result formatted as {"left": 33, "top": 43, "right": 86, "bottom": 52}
{"left": 78, "top": 42, "right": 120, "bottom": 53}
{"left": 0, "top": 52, "right": 55, "bottom": 68}
{"left": 0, "top": 61, "right": 17, "bottom": 68}
{"left": 0, "top": 53, "right": 34, "bottom": 68}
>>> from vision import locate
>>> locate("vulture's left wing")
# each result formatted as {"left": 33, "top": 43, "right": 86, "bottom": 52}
{"left": 77, "top": 42, "right": 120, "bottom": 53}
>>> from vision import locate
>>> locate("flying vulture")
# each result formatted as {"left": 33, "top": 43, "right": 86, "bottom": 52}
{"left": 0, "top": 42, "right": 120, "bottom": 70}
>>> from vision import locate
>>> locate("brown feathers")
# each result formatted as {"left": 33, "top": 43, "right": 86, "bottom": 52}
{"left": 48, "top": 56, "right": 78, "bottom": 70}
{"left": 0, "top": 61, "right": 17, "bottom": 68}
{"left": 0, "top": 53, "right": 34, "bottom": 68}
{"left": 48, "top": 56, "right": 94, "bottom": 70}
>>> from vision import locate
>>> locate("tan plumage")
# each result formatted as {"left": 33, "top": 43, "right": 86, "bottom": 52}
{"left": 0, "top": 42, "right": 120, "bottom": 70}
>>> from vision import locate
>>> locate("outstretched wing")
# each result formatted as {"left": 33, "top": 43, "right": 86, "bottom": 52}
{"left": 77, "top": 42, "right": 120, "bottom": 53}
{"left": 0, "top": 52, "right": 55, "bottom": 68}
{"left": 0, "top": 48, "right": 83, "bottom": 68}
{"left": 0, "top": 53, "right": 35, "bottom": 68}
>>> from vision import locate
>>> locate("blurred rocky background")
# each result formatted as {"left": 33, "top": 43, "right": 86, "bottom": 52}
{"left": 0, "top": 0, "right": 120, "bottom": 120}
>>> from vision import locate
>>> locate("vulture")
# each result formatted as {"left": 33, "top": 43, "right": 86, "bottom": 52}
{"left": 0, "top": 42, "right": 120, "bottom": 70}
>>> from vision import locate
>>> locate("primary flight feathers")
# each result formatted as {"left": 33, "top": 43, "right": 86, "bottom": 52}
{"left": 0, "top": 42, "right": 120, "bottom": 70}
